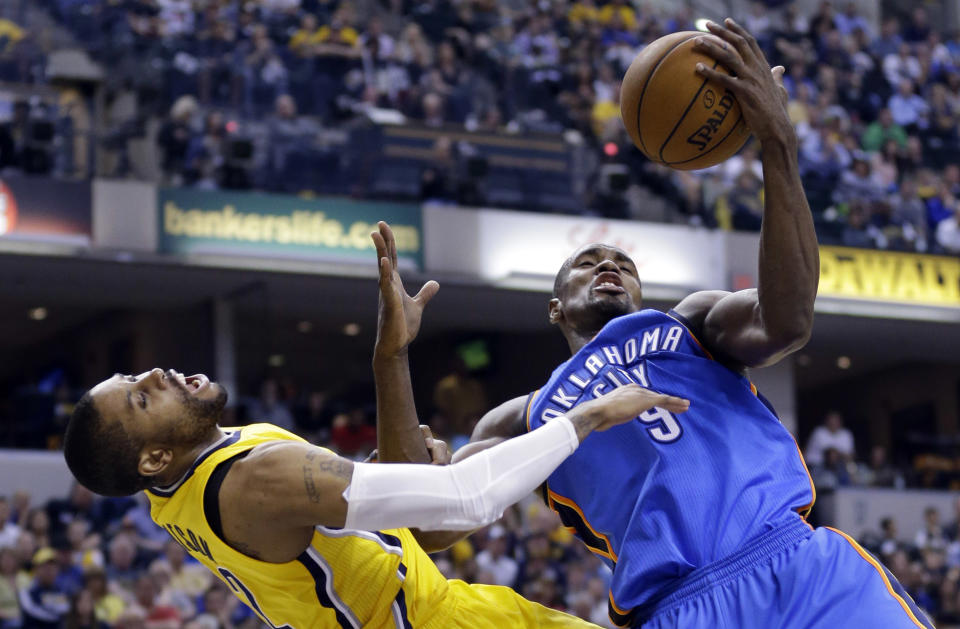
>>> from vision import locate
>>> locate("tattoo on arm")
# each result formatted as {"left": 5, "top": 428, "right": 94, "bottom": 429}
{"left": 228, "top": 538, "right": 263, "bottom": 560}
{"left": 303, "top": 451, "right": 353, "bottom": 504}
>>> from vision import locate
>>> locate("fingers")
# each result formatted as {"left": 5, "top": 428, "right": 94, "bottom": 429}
{"left": 371, "top": 229, "right": 389, "bottom": 264}
{"left": 693, "top": 36, "right": 745, "bottom": 76}
{"left": 655, "top": 394, "right": 691, "bottom": 414}
{"left": 377, "top": 221, "right": 398, "bottom": 267}
{"left": 378, "top": 257, "right": 392, "bottom": 288}
{"left": 704, "top": 19, "right": 753, "bottom": 62}
{"left": 420, "top": 425, "right": 450, "bottom": 465}
{"left": 695, "top": 63, "right": 737, "bottom": 90}
{"left": 413, "top": 280, "right": 440, "bottom": 306}
{"left": 709, "top": 18, "right": 764, "bottom": 63}
{"left": 772, "top": 65, "right": 786, "bottom": 83}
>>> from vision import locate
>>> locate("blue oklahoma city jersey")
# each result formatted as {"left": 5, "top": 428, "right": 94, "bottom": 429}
{"left": 526, "top": 309, "right": 815, "bottom": 624}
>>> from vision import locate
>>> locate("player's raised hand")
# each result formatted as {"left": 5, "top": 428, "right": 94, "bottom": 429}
{"left": 692, "top": 18, "right": 795, "bottom": 146}
{"left": 567, "top": 384, "right": 689, "bottom": 437}
{"left": 420, "top": 425, "right": 451, "bottom": 465}
{"left": 371, "top": 221, "right": 439, "bottom": 359}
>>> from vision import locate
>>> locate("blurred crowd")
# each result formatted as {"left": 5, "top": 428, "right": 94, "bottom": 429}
{"left": 859, "top": 498, "right": 960, "bottom": 625}
{"left": 0, "top": 1, "right": 953, "bottom": 252}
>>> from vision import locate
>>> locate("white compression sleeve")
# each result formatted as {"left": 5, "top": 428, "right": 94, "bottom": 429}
{"left": 343, "top": 416, "right": 579, "bottom": 531}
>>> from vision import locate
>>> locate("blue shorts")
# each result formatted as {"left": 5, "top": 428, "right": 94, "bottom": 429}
{"left": 638, "top": 517, "right": 934, "bottom": 629}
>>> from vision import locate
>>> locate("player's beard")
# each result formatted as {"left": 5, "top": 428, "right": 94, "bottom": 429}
{"left": 585, "top": 293, "right": 634, "bottom": 326}
{"left": 169, "top": 383, "right": 229, "bottom": 445}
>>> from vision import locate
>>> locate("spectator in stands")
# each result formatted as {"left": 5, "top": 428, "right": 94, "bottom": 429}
{"left": 157, "top": 96, "right": 198, "bottom": 185}
{"left": 0, "top": 499, "right": 19, "bottom": 550}
{"left": 265, "top": 94, "right": 320, "bottom": 190}
{"left": 728, "top": 171, "right": 764, "bottom": 232}
{"left": 917, "top": 507, "right": 949, "bottom": 552}
{"left": 862, "top": 108, "right": 908, "bottom": 152}
{"left": 105, "top": 534, "right": 139, "bottom": 594}
{"left": 241, "top": 24, "right": 288, "bottom": 116}
{"left": 25, "top": 509, "right": 51, "bottom": 552}
{"left": 46, "top": 484, "right": 99, "bottom": 546}
{"left": 805, "top": 410, "right": 855, "bottom": 467}
{"left": 935, "top": 196, "right": 960, "bottom": 253}
{"left": 288, "top": 13, "right": 322, "bottom": 58}
{"left": 0, "top": 547, "right": 19, "bottom": 627}
{"left": 904, "top": 6, "right": 932, "bottom": 44}
{"left": 858, "top": 445, "right": 901, "bottom": 488}
{"left": 245, "top": 378, "right": 295, "bottom": 431}
{"left": 128, "top": 573, "right": 180, "bottom": 628}
{"left": 884, "top": 42, "right": 923, "bottom": 89}
{"left": 475, "top": 525, "right": 518, "bottom": 588}
{"left": 834, "top": 3, "right": 870, "bottom": 37}
{"left": 878, "top": 517, "right": 902, "bottom": 561}
{"left": 151, "top": 540, "right": 209, "bottom": 601}
{"left": 12, "top": 531, "right": 36, "bottom": 579}
{"left": 146, "top": 561, "right": 194, "bottom": 621}
{"left": 888, "top": 79, "right": 929, "bottom": 132}
{"left": 194, "top": 581, "right": 256, "bottom": 629}
{"left": 329, "top": 408, "right": 376, "bottom": 458}
{"left": 184, "top": 111, "right": 227, "bottom": 189}
{"left": 63, "top": 587, "right": 106, "bottom": 629}
{"left": 834, "top": 151, "right": 886, "bottom": 204}
{"left": 83, "top": 568, "right": 124, "bottom": 626}
{"left": 872, "top": 17, "right": 903, "bottom": 59}
{"left": 18, "top": 547, "right": 70, "bottom": 628}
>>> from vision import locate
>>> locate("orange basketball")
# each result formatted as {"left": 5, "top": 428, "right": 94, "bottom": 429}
{"left": 620, "top": 31, "right": 751, "bottom": 170}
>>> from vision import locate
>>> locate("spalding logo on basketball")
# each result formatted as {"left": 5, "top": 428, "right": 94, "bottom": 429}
{"left": 0, "top": 181, "right": 17, "bottom": 235}
{"left": 620, "top": 31, "right": 751, "bottom": 170}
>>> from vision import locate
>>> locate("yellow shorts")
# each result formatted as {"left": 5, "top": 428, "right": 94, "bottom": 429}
{"left": 421, "top": 579, "right": 602, "bottom": 628}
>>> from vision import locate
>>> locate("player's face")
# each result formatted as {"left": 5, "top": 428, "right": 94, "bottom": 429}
{"left": 552, "top": 244, "right": 642, "bottom": 331}
{"left": 89, "top": 368, "right": 227, "bottom": 447}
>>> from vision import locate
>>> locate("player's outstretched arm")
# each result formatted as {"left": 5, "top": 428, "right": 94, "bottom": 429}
{"left": 370, "top": 221, "right": 440, "bottom": 464}
{"left": 221, "top": 385, "right": 688, "bottom": 559}
{"left": 681, "top": 19, "right": 818, "bottom": 369}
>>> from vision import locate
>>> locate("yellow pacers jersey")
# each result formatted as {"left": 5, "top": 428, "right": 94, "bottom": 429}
{"left": 145, "top": 424, "right": 451, "bottom": 629}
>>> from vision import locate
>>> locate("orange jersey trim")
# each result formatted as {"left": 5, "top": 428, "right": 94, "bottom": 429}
{"left": 546, "top": 489, "right": 618, "bottom": 562}
{"left": 664, "top": 311, "right": 715, "bottom": 361}
{"left": 525, "top": 389, "right": 539, "bottom": 432}
{"left": 607, "top": 590, "right": 632, "bottom": 627}
{"left": 791, "top": 435, "right": 816, "bottom": 518}
{"left": 825, "top": 527, "right": 928, "bottom": 629}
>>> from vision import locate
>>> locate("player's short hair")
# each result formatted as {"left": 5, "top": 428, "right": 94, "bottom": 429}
{"left": 552, "top": 256, "right": 575, "bottom": 298}
{"left": 63, "top": 393, "right": 150, "bottom": 497}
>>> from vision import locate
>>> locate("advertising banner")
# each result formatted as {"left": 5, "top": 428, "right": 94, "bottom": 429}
{"left": 158, "top": 188, "right": 423, "bottom": 268}
{"left": 424, "top": 205, "right": 726, "bottom": 293}
{"left": 0, "top": 177, "right": 91, "bottom": 242}
{"left": 818, "top": 246, "right": 960, "bottom": 307}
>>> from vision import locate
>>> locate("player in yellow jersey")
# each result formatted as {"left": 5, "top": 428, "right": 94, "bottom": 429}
{"left": 62, "top": 225, "right": 690, "bottom": 628}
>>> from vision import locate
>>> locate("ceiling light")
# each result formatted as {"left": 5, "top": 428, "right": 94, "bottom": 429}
{"left": 297, "top": 321, "right": 313, "bottom": 333}
{"left": 343, "top": 323, "right": 361, "bottom": 336}
{"left": 796, "top": 354, "right": 811, "bottom": 367}
{"left": 836, "top": 356, "right": 851, "bottom": 370}
{"left": 267, "top": 354, "right": 285, "bottom": 367}
{"left": 28, "top": 307, "right": 47, "bottom": 321}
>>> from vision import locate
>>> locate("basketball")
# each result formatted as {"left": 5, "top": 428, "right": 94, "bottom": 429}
{"left": 620, "top": 31, "right": 752, "bottom": 170}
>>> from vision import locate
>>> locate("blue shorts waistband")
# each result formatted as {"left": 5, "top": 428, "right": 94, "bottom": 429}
{"left": 636, "top": 516, "right": 813, "bottom": 625}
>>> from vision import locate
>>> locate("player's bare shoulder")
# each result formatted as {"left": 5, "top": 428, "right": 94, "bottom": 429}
{"left": 671, "top": 290, "right": 734, "bottom": 336}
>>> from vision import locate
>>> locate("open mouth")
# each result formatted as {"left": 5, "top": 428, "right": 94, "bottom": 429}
{"left": 166, "top": 370, "right": 209, "bottom": 395}
{"left": 593, "top": 272, "right": 626, "bottom": 295}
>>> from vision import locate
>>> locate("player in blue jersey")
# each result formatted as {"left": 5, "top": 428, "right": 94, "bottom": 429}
{"left": 375, "top": 18, "right": 934, "bottom": 629}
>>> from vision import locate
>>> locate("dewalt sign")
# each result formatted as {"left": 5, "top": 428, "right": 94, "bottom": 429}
{"left": 819, "top": 246, "right": 960, "bottom": 306}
